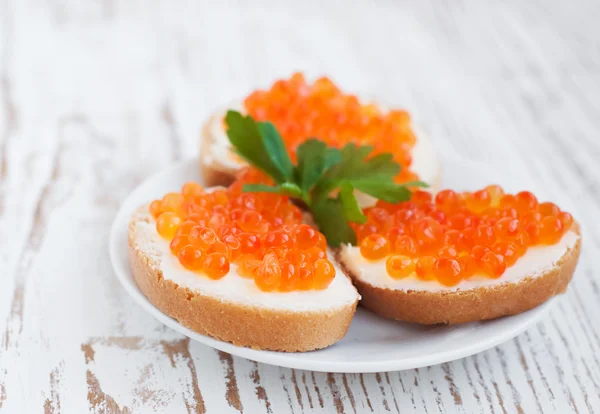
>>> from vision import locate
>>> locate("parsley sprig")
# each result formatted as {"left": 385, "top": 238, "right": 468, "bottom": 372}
{"left": 225, "top": 110, "right": 427, "bottom": 246}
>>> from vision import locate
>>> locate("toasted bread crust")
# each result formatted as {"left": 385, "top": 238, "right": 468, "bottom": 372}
{"left": 128, "top": 211, "right": 358, "bottom": 352}
{"left": 337, "top": 225, "right": 581, "bottom": 325}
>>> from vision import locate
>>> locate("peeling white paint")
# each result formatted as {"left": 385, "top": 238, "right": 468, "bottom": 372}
{"left": 0, "top": 0, "right": 599, "bottom": 412}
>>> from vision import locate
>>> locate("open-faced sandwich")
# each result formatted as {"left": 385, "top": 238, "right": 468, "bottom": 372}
{"left": 128, "top": 171, "right": 359, "bottom": 352}
{"left": 128, "top": 76, "right": 581, "bottom": 352}
{"left": 338, "top": 188, "right": 581, "bottom": 324}
{"left": 200, "top": 73, "right": 441, "bottom": 204}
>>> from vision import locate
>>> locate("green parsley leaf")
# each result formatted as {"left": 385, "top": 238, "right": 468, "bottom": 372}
{"left": 313, "top": 143, "right": 401, "bottom": 199}
{"left": 225, "top": 112, "right": 426, "bottom": 247}
{"left": 242, "top": 184, "right": 282, "bottom": 194}
{"left": 330, "top": 144, "right": 399, "bottom": 180}
{"left": 351, "top": 180, "right": 412, "bottom": 203}
{"left": 295, "top": 139, "right": 341, "bottom": 191}
{"left": 339, "top": 182, "right": 367, "bottom": 223}
{"left": 279, "top": 182, "right": 305, "bottom": 199}
{"left": 243, "top": 183, "right": 305, "bottom": 200}
{"left": 312, "top": 197, "right": 357, "bottom": 247}
{"left": 258, "top": 121, "right": 294, "bottom": 182}
{"left": 401, "top": 180, "right": 429, "bottom": 188}
{"left": 324, "top": 148, "right": 342, "bottom": 168}
{"left": 225, "top": 111, "right": 286, "bottom": 183}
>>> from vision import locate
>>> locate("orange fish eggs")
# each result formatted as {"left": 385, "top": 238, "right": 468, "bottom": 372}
{"left": 386, "top": 255, "right": 415, "bottom": 279}
{"left": 359, "top": 234, "right": 391, "bottom": 260}
{"left": 243, "top": 73, "right": 419, "bottom": 183}
{"left": 149, "top": 179, "right": 334, "bottom": 291}
{"left": 294, "top": 224, "right": 321, "bottom": 249}
{"left": 177, "top": 245, "right": 205, "bottom": 271}
{"left": 189, "top": 226, "right": 218, "bottom": 248}
{"left": 434, "top": 258, "right": 462, "bottom": 286}
{"left": 181, "top": 182, "right": 204, "bottom": 199}
{"left": 203, "top": 252, "right": 230, "bottom": 280}
{"left": 156, "top": 212, "right": 182, "bottom": 239}
{"left": 359, "top": 186, "right": 573, "bottom": 285}
{"left": 313, "top": 259, "right": 336, "bottom": 289}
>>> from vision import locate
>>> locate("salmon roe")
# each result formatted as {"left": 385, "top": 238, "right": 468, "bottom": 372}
{"left": 149, "top": 168, "right": 335, "bottom": 291}
{"left": 352, "top": 186, "right": 574, "bottom": 286}
{"left": 242, "top": 73, "right": 419, "bottom": 183}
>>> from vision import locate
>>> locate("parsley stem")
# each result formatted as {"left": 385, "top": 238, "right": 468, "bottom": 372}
{"left": 300, "top": 192, "right": 311, "bottom": 207}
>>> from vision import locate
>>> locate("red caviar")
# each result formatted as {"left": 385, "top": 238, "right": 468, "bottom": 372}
{"left": 203, "top": 252, "right": 230, "bottom": 280}
{"left": 434, "top": 258, "right": 462, "bottom": 286}
{"left": 313, "top": 259, "right": 336, "bottom": 289}
{"left": 178, "top": 245, "right": 205, "bottom": 271}
{"left": 149, "top": 173, "right": 335, "bottom": 291}
{"left": 156, "top": 212, "right": 181, "bottom": 239}
{"left": 386, "top": 255, "right": 415, "bottom": 279}
{"left": 353, "top": 185, "right": 574, "bottom": 284}
{"left": 360, "top": 234, "right": 391, "bottom": 260}
{"left": 242, "top": 73, "right": 419, "bottom": 183}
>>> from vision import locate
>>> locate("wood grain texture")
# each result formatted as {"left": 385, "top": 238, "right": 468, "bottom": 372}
{"left": 0, "top": 0, "right": 598, "bottom": 412}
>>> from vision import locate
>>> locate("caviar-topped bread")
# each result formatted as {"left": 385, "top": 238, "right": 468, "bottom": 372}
{"left": 131, "top": 88, "right": 582, "bottom": 350}
{"left": 338, "top": 187, "right": 581, "bottom": 324}
{"left": 128, "top": 173, "right": 359, "bottom": 352}
{"left": 200, "top": 73, "right": 441, "bottom": 203}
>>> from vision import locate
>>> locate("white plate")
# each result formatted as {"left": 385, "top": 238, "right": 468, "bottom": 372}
{"left": 109, "top": 155, "right": 554, "bottom": 373}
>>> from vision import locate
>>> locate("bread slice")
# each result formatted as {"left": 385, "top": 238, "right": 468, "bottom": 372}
{"left": 128, "top": 205, "right": 360, "bottom": 352}
{"left": 336, "top": 224, "right": 581, "bottom": 325}
{"left": 199, "top": 102, "right": 442, "bottom": 196}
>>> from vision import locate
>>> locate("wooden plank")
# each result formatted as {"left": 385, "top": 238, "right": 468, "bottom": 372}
{"left": 0, "top": 0, "right": 599, "bottom": 412}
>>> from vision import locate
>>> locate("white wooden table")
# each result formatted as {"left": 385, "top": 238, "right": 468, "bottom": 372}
{"left": 1, "top": 1, "right": 599, "bottom": 412}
